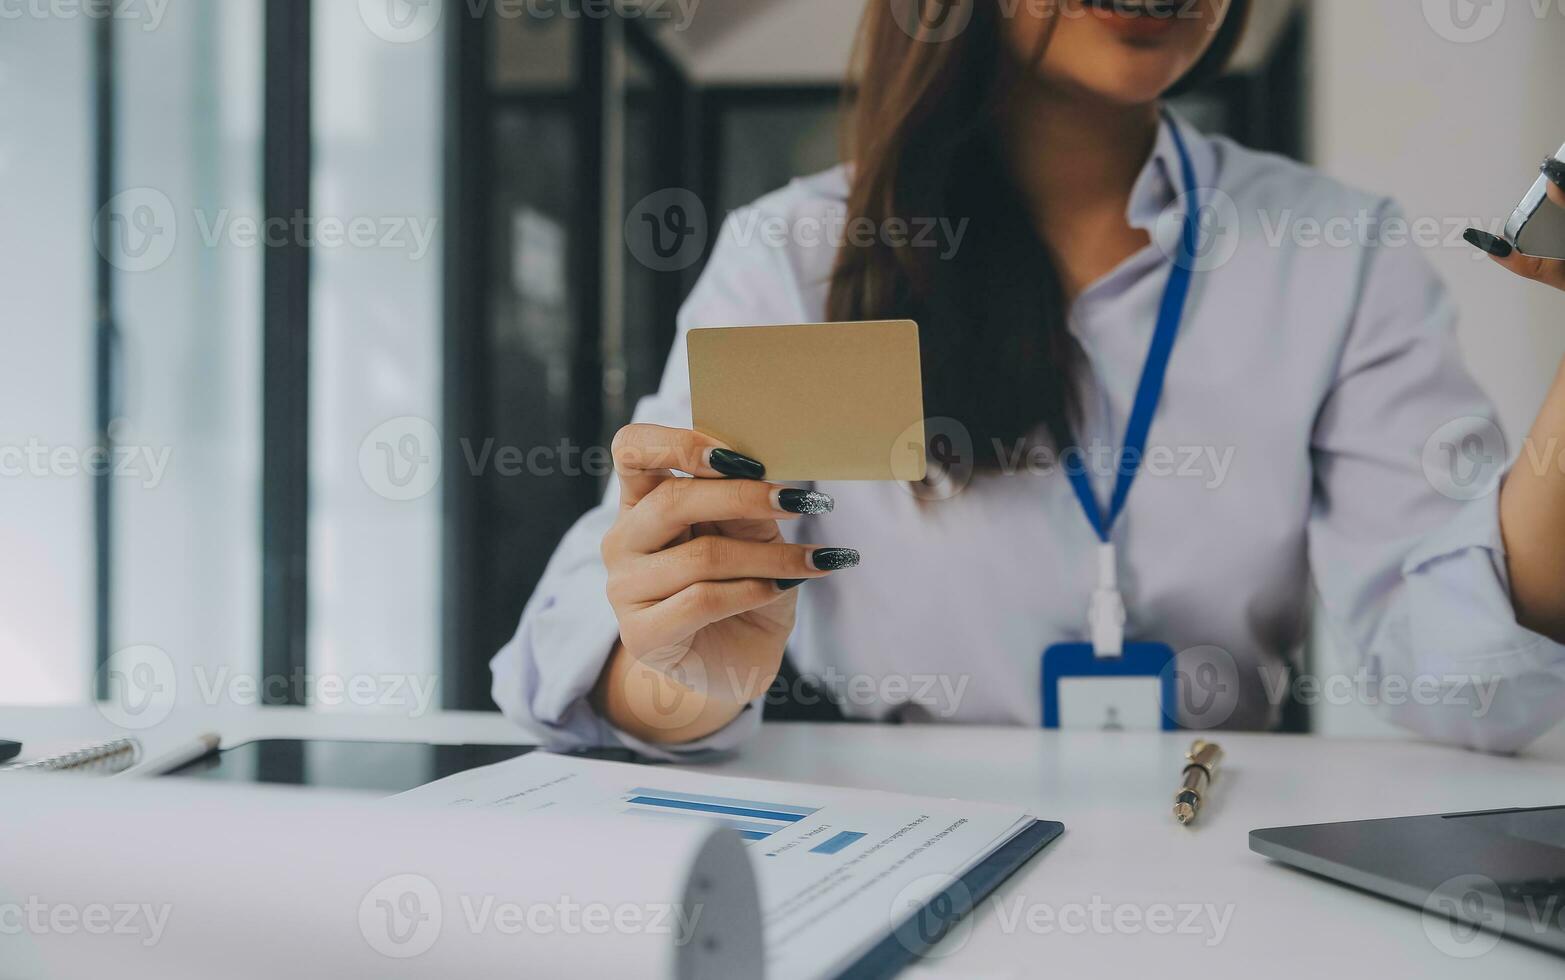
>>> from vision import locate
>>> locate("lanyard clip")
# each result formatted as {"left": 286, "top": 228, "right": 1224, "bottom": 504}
{"left": 1089, "top": 542, "right": 1125, "bottom": 658}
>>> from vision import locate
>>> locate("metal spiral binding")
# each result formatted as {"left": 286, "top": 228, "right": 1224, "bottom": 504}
{"left": 0, "top": 736, "right": 142, "bottom": 774}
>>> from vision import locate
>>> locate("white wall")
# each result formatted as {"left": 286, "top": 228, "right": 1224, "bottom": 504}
{"left": 1308, "top": 0, "right": 1565, "bottom": 737}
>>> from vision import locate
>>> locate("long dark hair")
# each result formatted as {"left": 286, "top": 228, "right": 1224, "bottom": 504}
{"left": 828, "top": 0, "right": 1250, "bottom": 464}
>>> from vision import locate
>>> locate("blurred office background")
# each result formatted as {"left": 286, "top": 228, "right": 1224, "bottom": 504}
{"left": 3, "top": 0, "right": 1563, "bottom": 737}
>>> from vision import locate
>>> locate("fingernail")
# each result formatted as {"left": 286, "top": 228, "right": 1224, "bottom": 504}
{"left": 777, "top": 488, "right": 834, "bottom": 515}
{"left": 776, "top": 579, "right": 806, "bottom": 591}
{"left": 1542, "top": 156, "right": 1565, "bottom": 190}
{"left": 810, "top": 548, "right": 861, "bottom": 571}
{"left": 1463, "top": 228, "right": 1513, "bottom": 258}
{"left": 708, "top": 448, "right": 765, "bottom": 480}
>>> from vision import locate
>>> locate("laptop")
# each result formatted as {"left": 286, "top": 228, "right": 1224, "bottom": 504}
{"left": 1251, "top": 805, "right": 1565, "bottom": 956}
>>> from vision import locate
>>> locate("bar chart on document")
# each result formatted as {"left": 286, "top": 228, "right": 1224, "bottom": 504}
{"left": 623, "top": 786, "right": 870, "bottom": 855}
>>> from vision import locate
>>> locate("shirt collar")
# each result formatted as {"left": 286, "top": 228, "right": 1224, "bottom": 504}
{"left": 1125, "top": 108, "right": 1216, "bottom": 232}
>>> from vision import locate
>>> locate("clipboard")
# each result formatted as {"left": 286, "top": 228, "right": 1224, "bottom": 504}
{"left": 841, "top": 818, "right": 1066, "bottom": 979}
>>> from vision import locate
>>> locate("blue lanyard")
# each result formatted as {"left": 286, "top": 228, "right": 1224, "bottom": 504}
{"left": 1065, "top": 114, "right": 1202, "bottom": 543}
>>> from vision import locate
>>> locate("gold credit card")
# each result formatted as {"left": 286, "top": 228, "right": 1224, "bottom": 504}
{"left": 688, "top": 320, "right": 927, "bottom": 482}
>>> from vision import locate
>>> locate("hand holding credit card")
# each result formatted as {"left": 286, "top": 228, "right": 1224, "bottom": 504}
{"left": 687, "top": 320, "right": 928, "bottom": 482}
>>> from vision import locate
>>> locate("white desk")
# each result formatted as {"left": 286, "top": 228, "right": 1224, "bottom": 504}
{"left": 4, "top": 705, "right": 1563, "bottom": 978}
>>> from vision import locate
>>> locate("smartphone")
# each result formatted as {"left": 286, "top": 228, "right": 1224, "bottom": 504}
{"left": 1505, "top": 140, "right": 1565, "bottom": 259}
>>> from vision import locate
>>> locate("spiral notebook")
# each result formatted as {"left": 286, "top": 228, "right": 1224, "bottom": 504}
{"left": 1, "top": 735, "right": 142, "bottom": 774}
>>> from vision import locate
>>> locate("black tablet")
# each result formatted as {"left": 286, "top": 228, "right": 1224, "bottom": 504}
{"left": 163, "top": 738, "right": 638, "bottom": 794}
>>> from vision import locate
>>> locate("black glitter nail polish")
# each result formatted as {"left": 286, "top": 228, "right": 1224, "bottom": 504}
{"left": 778, "top": 489, "right": 834, "bottom": 515}
{"left": 776, "top": 579, "right": 806, "bottom": 591}
{"left": 708, "top": 448, "right": 765, "bottom": 480}
{"left": 1463, "top": 228, "right": 1513, "bottom": 258}
{"left": 1542, "top": 157, "right": 1565, "bottom": 191}
{"left": 810, "top": 548, "right": 861, "bottom": 571}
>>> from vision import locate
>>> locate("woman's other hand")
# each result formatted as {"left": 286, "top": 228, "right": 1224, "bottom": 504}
{"left": 1464, "top": 155, "right": 1565, "bottom": 291}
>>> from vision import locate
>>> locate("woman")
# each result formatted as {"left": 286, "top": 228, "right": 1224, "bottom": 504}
{"left": 493, "top": 0, "right": 1565, "bottom": 756}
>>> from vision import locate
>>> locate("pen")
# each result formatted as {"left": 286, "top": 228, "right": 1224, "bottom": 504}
{"left": 122, "top": 732, "right": 221, "bottom": 778}
{"left": 1173, "top": 738, "right": 1223, "bottom": 826}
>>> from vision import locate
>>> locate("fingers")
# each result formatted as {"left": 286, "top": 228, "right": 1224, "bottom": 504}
{"left": 626, "top": 579, "right": 795, "bottom": 651}
{"left": 1542, "top": 156, "right": 1565, "bottom": 210}
{"left": 613, "top": 479, "right": 833, "bottom": 554}
{"left": 610, "top": 424, "right": 765, "bottom": 505}
{"left": 612, "top": 537, "right": 854, "bottom": 604}
{"left": 1465, "top": 227, "right": 1565, "bottom": 292}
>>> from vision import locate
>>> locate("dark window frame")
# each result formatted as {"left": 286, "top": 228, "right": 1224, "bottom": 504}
{"left": 258, "top": 0, "right": 313, "bottom": 704}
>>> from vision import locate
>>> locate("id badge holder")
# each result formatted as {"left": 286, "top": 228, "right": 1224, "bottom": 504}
{"left": 1040, "top": 641, "right": 1178, "bottom": 731}
{"left": 1040, "top": 544, "right": 1179, "bottom": 731}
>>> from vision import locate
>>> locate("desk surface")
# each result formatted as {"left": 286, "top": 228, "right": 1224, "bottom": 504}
{"left": 4, "top": 704, "right": 1562, "bottom": 978}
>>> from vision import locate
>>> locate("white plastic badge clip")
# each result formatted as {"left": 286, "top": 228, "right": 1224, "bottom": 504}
{"left": 1088, "top": 542, "right": 1126, "bottom": 658}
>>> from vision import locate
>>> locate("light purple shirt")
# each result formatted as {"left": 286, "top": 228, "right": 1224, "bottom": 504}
{"left": 491, "top": 112, "right": 1565, "bottom": 757}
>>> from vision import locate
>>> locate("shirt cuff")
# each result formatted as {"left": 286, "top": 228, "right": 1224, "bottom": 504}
{"left": 489, "top": 586, "right": 762, "bottom": 762}
{"left": 1399, "top": 485, "right": 1565, "bottom": 677}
